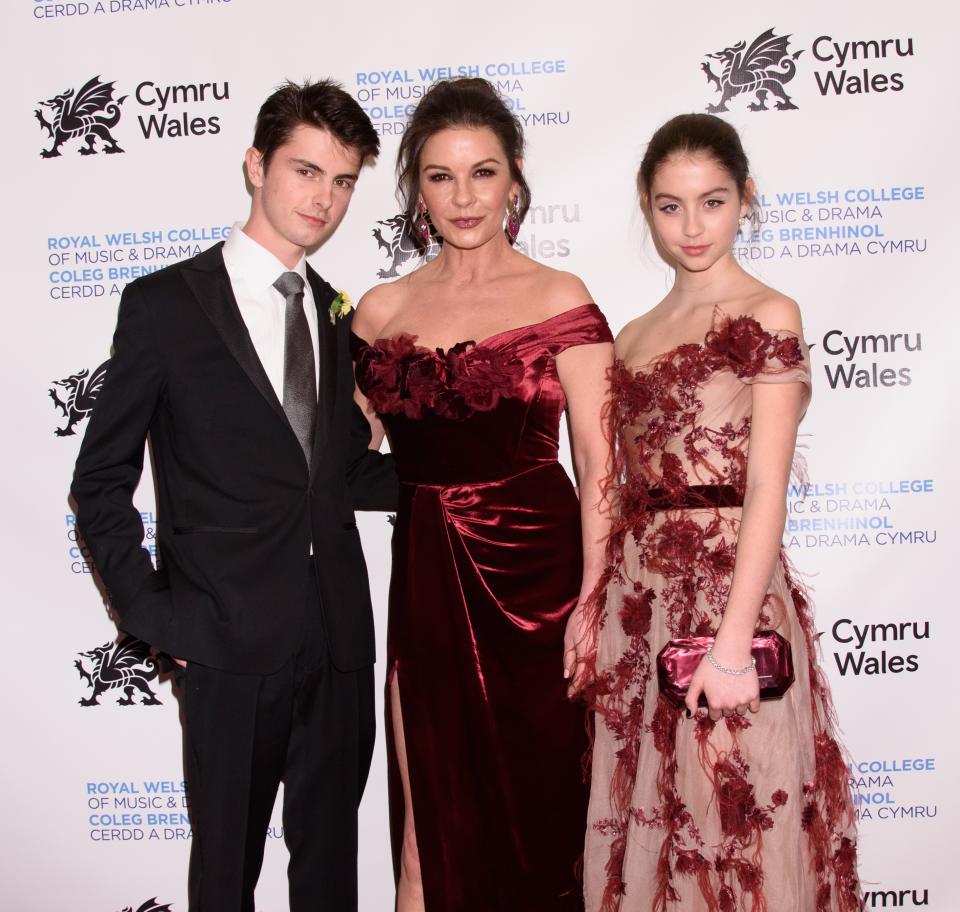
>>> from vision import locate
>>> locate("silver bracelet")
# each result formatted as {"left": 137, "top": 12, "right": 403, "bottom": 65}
{"left": 705, "top": 648, "right": 756, "bottom": 676}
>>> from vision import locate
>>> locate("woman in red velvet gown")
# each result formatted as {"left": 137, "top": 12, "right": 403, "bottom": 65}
{"left": 583, "top": 116, "right": 859, "bottom": 911}
{"left": 352, "top": 79, "right": 613, "bottom": 911}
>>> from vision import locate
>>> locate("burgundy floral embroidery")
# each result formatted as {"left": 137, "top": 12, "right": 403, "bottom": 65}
{"left": 581, "top": 313, "right": 858, "bottom": 911}
{"left": 704, "top": 314, "right": 804, "bottom": 379}
{"left": 714, "top": 756, "right": 761, "bottom": 839}
{"left": 354, "top": 334, "right": 525, "bottom": 420}
{"left": 653, "top": 517, "right": 704, "bottom": 568}
{"left": 619, "top": 588, "right": 654, "bottom": 638}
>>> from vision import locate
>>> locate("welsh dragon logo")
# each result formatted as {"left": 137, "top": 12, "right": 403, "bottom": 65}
{"left": 116, "top": 901, "right": 173, "bottom": 912}
{"left": 49, "top": 359, "right": 109, "bottom": 437}
{"left": 702, "top": 28, "right": 803, "bottom": 113}
{"left": 75, "top": 635, "right": 162, "bottom": 707}
{"left": 372, "top": 213, "right": 439, "bottom": 279}
{"left": 35, "top": 75, "right": 127, "bottom": 158}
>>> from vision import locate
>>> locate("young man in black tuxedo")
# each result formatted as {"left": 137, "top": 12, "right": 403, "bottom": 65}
{"left": 71, "top": 81, "right": 397, "bottom": 911}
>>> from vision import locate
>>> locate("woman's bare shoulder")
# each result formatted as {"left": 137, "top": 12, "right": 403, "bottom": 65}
{"left": 744, "top": 287, "right": 803, "bottom": 336}
{"left": 614, "top": 308, "right": 661, "bottom": 360}
{"left": 353, "top": 278, "right": 411, "bottom": 341}
{"left": 521, "top": 262, "right": 594, "bottom": 319}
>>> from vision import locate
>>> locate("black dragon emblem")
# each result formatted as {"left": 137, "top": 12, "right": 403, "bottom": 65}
{"left": 116, "top": 900, "right": 173, "bottom": 912}
{"left": 116, "top": 901, "right": 173, "bottom": 912}
{"left": 35, "top": 75, "right": 127, "bottom": 158}
{"left": 49, "top": 359, "right": 109, "bottom": 437}
{"left": 702, "top": 28, "right": 803, "bottom": 113}
{"left": 75, "top": 635, "right": 162, "bottom": 707}
{"left": 372, "top": 213, "right": 440, "bottom": 279}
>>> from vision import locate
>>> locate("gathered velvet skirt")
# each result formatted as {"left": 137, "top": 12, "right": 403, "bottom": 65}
{"left": 387, "top": 462, "right": 590, "bottom": 911}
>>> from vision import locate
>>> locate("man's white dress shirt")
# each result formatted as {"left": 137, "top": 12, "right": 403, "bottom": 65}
{"left": 221, "top": 221, "right": 320, "bottom": 398}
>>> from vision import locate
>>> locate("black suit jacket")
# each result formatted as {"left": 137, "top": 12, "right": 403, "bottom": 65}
{"left": 71, "top": 242, "right": 397, "bottom": 674}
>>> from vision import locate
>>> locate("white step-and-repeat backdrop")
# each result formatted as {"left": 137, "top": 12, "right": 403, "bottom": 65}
{"left": 3, "top": 2, "right": 952, "bottom": 909}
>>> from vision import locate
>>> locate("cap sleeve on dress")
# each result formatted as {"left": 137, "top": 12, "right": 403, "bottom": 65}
{"left": 704, "top": 315, "right": 812, "bottom": 411}
{"left": 538, "top": 303, "right": 614, "bottom": 357}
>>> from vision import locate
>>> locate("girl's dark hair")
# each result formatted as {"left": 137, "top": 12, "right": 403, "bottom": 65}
{"left": 253, "top": 79, "right": 380, "bottom": 170}
{"left": 397, "top": 78, "right": 530, "bottom": 248}
{"left": 637, "top": 113, "right": 756, "bottom": 217}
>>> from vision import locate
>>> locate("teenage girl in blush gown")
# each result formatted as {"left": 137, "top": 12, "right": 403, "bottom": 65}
{"left": 583, "top": 115, "right": 860, "bottom": 911}
{"left": 351, "top": 78, "right": 613, "bottom": 911}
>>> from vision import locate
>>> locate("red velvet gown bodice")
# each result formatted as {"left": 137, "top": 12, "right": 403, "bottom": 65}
{"left": 353, "top": 303, "right": 610, "bottom": 485}
{"left": 353, "top": 302, "right": 612, "bottom": 912}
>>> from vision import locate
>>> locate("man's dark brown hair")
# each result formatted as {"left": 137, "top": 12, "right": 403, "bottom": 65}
{"left": 252, "top": 79, "right": 380, "bottom": 169}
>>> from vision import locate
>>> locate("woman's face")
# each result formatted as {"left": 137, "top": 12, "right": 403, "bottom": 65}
{"left": 645, "top": 152, "right": 750, "bottom": 273}
{"left": 417, "top": 126, "right": 518, "bottom": 251}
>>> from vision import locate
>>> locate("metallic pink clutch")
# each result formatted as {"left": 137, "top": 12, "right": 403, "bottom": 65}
{"left": 656, "top": 631, "right": 794, "bottom": 708}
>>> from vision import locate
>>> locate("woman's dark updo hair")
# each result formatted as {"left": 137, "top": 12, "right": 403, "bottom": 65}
{"left": 637, "top": 114, "right": 756, "bottom": 219}
{"left": 397, "top": 78, "right": 531, "bottom": 248}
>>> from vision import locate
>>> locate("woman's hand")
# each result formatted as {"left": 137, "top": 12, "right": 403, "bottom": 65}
{"left": 685, "top": 643, "right": 760, "bottom": 721}
{"left": 563, "top": 602, "right": 596, "bottom": 698}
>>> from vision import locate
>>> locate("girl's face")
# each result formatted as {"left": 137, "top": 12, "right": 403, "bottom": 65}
{"left": 418, "top": 126, "right": 519, "bottom": 251}
{"left": 645, "top": 152, "right": 750, "bottom": 273}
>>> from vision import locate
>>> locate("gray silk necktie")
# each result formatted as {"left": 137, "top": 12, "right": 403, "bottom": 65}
{"left": 273, "top": 271, "right": 316, "bottom": 467}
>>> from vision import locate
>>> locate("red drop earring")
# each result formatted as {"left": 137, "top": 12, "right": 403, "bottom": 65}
{"left": 506, "top": 195, "right": 521, "bottom": 244}
{"left": 415, "top": 200, "right": 431, "bottom": 246}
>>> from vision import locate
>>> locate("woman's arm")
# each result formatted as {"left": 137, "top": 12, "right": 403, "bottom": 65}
{"left": 351, "top": 284, "right": 398, "bottom": 451}
{"left": 353, "top": 385, "right": 387, "bottom": 450}
{"left": 556, "top": 339, "right": 615, "bottom": 695}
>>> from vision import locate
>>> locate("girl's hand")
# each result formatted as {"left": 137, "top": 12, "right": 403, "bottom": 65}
{"left": 563, "top": 603, "right": 596, "bottom": 698}
{"left": 685, "top": 644, "right": 760, "bottom": 721}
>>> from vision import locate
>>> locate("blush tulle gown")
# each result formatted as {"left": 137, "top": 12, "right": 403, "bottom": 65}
{"left": 583, "top": 314, "right": 860, "bottom": 912}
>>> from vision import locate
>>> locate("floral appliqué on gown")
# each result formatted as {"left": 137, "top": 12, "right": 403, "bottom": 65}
{"left": 583, "top": 315, "right": 860, "bottom": 912}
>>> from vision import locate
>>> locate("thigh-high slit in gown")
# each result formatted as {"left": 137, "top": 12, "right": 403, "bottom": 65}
{"left": 353, "top": 303, "right": 613, "bottom": 911}
{"left": 583, "top": 314, "right": 860, "bottom": 912}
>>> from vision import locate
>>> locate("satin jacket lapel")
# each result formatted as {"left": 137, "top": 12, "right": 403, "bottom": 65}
{"left": 181, "top": 245, "right": 289, "bottom": 428}
{"left": 307, "top": 267, "right": 338, "bottom": 473}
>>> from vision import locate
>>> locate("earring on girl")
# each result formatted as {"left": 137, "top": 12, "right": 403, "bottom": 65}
{"left": 506, "top": 195, "right": 521, "bottom": 244}
{"left": 415, "top": 200, "right": 431, "bottom": 246}
{"left": 738, "top": 215, "right": 748, "bottom": 236}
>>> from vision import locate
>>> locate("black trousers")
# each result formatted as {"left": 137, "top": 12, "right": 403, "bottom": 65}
{"left": 177, "top": 569, "right": 375, "bottom": 912}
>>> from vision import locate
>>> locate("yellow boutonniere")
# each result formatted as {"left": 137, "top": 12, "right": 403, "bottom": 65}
{"left": 329, "top": 290, "right": 353, "bottom": 325}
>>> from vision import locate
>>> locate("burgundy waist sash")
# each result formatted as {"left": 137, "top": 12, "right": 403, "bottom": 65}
{"left": 645, "top": 484, "right": 743, "bottom": 511}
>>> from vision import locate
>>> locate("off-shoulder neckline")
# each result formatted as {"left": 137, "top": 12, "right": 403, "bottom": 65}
{"left": 619, "top": 315, "right": 804, "bottom": 374}
{"left": 351, "top": 301, "right": 602, "bottom": 355}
